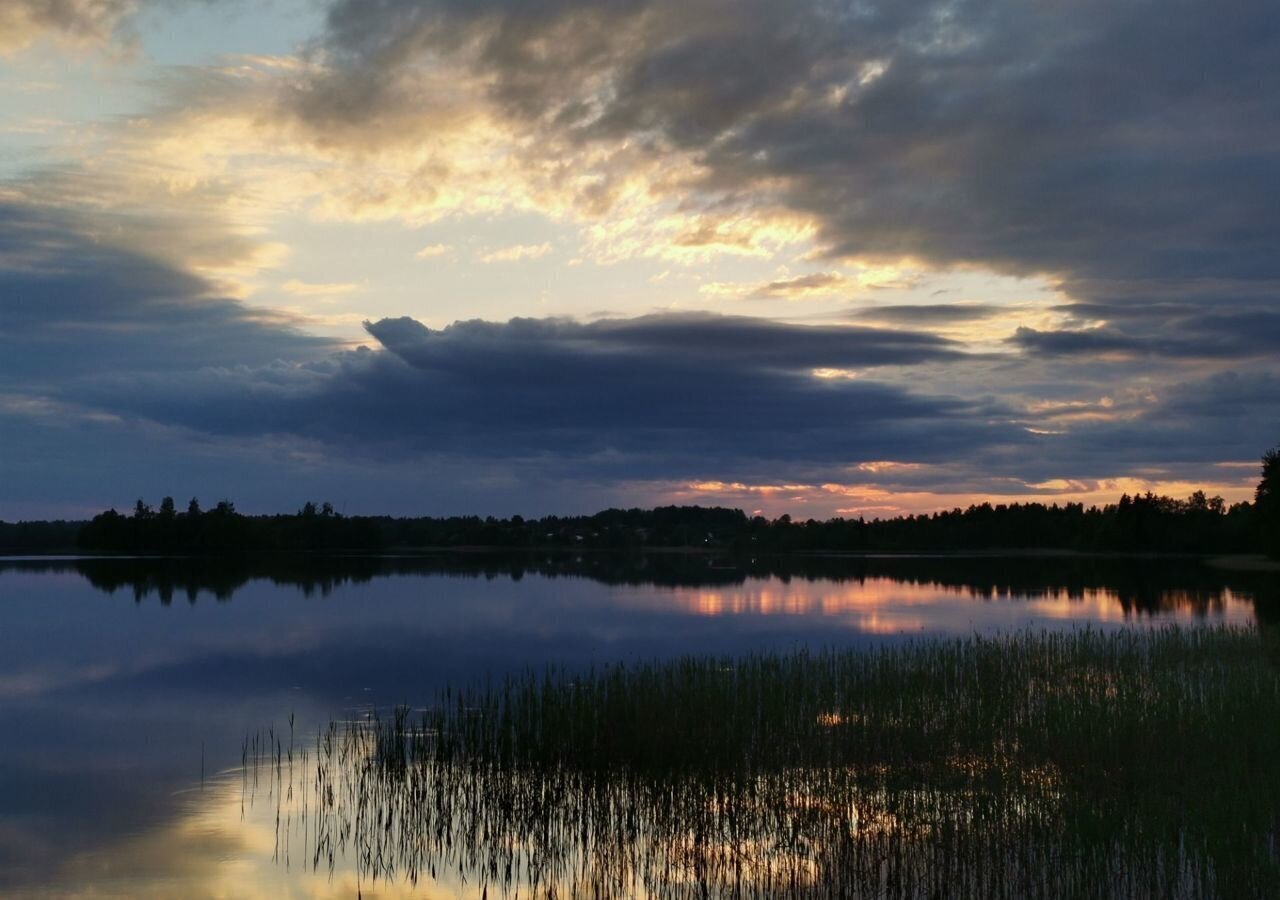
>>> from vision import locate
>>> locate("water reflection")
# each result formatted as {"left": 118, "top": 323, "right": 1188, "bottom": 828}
{"left": 635, "top": 580, "right": 1254, "bottom": 628}
{"left": 2, "top": 553, "right": 1273, "bottom": 621}
{"left": 0, "top": 554, "right": 1276, "bottom": 897}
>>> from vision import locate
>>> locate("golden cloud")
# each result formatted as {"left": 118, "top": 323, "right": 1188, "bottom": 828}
{"left": 480, "top": 242, "right": 553, "bottom": 263}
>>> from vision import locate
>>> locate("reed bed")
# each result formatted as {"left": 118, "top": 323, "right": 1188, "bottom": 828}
{"left": 245, "top": 626, "right": 1280, "bottom": 898}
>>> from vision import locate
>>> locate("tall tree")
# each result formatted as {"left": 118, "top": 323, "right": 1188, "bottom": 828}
{"left": 1258, "top": 447, "right": 1280, "bottom": 558}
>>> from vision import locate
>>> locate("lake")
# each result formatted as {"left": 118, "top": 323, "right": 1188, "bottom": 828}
{"left": 0, "top": 554, "right": 1275, "bottom": 898}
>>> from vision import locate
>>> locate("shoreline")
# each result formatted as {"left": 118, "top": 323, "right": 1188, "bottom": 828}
{"left": 2, "top": 547, "right": 1277, "bottom": 568}
{"left": 1204, "top": 554, "right": 1280, "bottom": 573}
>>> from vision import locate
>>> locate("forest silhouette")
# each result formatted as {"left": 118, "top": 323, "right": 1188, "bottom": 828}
{"left": 2, "top": 448, "right": 1277, "bottom": 558}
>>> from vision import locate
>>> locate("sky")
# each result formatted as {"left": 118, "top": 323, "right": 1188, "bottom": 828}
{"left": 0, "top": 0, "right": 1276, "bottom": 520}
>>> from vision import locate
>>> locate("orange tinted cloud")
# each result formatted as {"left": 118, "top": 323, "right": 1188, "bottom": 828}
{"left": 670, "top": 473, "right": 1255, "bottom": 520}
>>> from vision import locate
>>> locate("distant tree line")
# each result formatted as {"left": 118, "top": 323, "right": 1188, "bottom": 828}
{"left": 2, "top": 447, "right": 1277, "bottom": 557}
{"left": 359, "top": 480, "right": 1272, "bottom": 556}
{"left": 0, "top": 519, "right": 81, "bottom": 553}
{"left": 75, "top": 498, "right": 382, "bottom": 554}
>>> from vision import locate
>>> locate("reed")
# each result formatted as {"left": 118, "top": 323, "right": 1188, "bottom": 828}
{"left": 246, "top": 626, "right": 1280, "bottom": 898}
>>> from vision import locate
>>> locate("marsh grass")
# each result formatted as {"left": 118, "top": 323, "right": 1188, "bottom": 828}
{"left": 246, "top": 626, "right": 1280, "bottom": 898}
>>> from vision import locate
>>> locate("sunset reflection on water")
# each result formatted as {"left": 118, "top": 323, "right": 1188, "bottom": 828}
{"left": 0, "top": 556, "right": 1272, "bottom": 897}
{"left": 621, "top": 578, "right": 1256, "bottom": 631}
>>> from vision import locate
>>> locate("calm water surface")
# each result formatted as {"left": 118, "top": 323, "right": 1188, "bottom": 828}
{"left": 0, "top": 554, "right": 1272, "bottom": 898}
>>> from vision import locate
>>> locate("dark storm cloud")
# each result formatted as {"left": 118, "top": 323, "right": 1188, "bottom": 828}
{"left": 367, "top": 312, "right": 962, "bottom": 371}
{"left": 71, "top": 313, "right": 1017, "bottom": 480}
{"left": 0, "top": 200, "right": 330, "bottom": 382}
{"left": 1009, "top": 327, "right": 1150, "bottom": 357}
{"left": 307, "top": 0, "right": 1280, "bottom": 299}
{"left": 1043, "top": 383, "right": 1280, "bottom": 476}
{"left": 1011, "top": 303, "right": 1280, "bottom": 359}
{"left": 1159, "top": 370, "right": 1280, "bottom": 422}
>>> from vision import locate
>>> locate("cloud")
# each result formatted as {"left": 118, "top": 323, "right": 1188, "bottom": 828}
{"left": 58, "top": 312, "right": 1014, "bottom": 485}
{"left": 854, "top": 305, "right": 1005, "bottom": 325}
{"left": 105, "top": 0, "right": 1280, "bottom": 289}
{"left": 367, "top": 311, "right": 962, "bottom": 370}
{"left": 1010, "top": 304, "right": 1280, "bottom": 360}
{"left": 0, "top": 154, "right": 1266, "bottom": 512}
{"left": 0, "top": 0, "right": 138, "bottom": 55}
{"left": 0, "top": 198, "right": 330, "bottom": 384}
{"left": 3, "top": 241, "right": 1273, "bottom": 512}
{"left": 1, "top": 0, "right": 1277, "bottom": 516}
{"left": 300, "top": 0, "right": 1280, "bottom": 299}
{"left": 414, "top": 242, "right": 452, "bottom": 258}
{"left": 479, "top": 242, "right": 553, "bottom": 263}
{"left": 0, "top": 161, "right": 285, "bottom": 298}
{"left": 1160, "top": 370, "right": 1280, "bottom": 422}
{"left": 1010, "top": 327, "right": 1147, "bottom": 358}
{"left": 751, "top": 272, "right": 848, "bottom": 299}
{"left": 28, "top": 0, "right": 1270, "bottom": 317}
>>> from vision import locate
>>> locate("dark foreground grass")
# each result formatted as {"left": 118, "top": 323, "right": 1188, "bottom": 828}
{"left": 246, "top": 627, "right": 1280, "bottom": 898}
